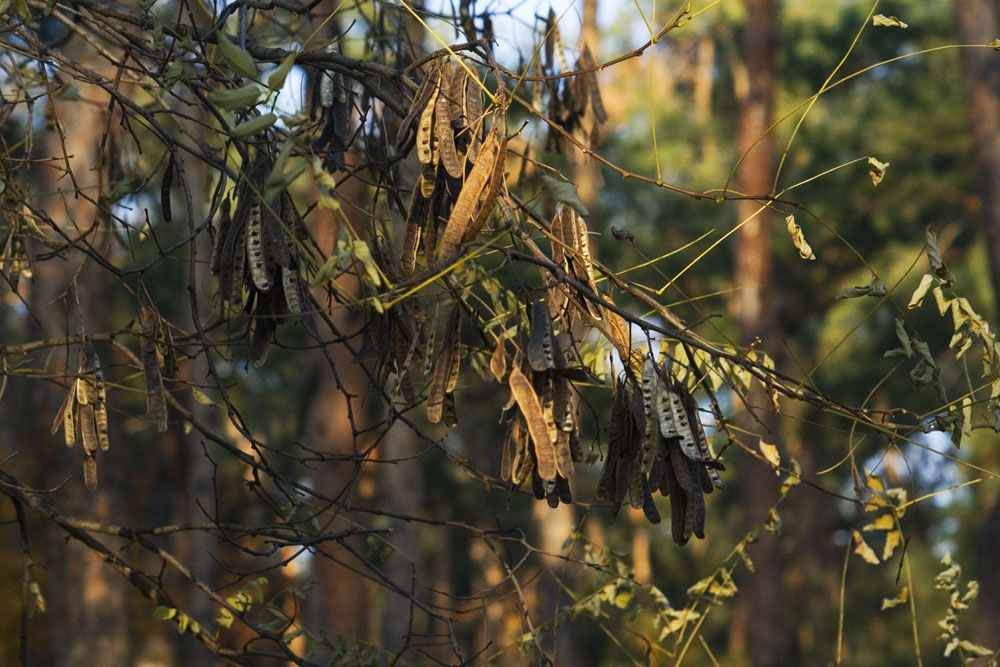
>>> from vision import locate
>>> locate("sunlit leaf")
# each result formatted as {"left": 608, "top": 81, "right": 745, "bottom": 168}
{"left": 352, "top": 240, "right": 382, "bottom": 288}
{"left": 759, "top": 440, "right": 780, "bottom": 471}
{"left": 863, "top": 514, "right": 895, "bottom": 531}
{"left": 882, "top": 529, "right": 903, "bottom": 560}
{"left": 867, "top": 157, "right": 889, "bottom": 186}
{"left": 881, "top": 587, "right": 909, "bottom": 610}
{"left": 907, "top": 274, "right": 934, "bottom": 309}
{"left": 873, "top": 14, "right": 908, "bottom": 28}
{"left": 852, "top": 530, "right": 880, "bottom": 564}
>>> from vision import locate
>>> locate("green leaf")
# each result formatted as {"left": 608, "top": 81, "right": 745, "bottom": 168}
{"left": 872, "top": 14, "right": 908, "bottom": 28}
{"left": 164, "top": 60, "right": 184, "bottom": 89}
{"left": 208, "top": 84, "right": 262, "bottom": 111}
{"left": 907, "top": 273, "right": 933, "bottom": 309}
{"left": 217, "top": 33, "right": 258, "bottom": 79}
{"left": 267, "top": 49, "right": 299, "bottom": 91}
{"left": 541, "top": 173, "right": 589, "bottom": 217}
{"left": 229, "top": 113, "right": 277, "bottom": 139}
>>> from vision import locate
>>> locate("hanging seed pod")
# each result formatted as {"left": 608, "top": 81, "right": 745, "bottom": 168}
{"left": 680, "top": 387, "right": 724, "bottom": 489}
{"left": 401, "top": 182, "right": 427, "bottom": 273}
{"left": 246, "top": 201, "right": 273, "bottom": 292}
{"left": 490, "top": 334, "right": 507, "bottom": 382}
{"left": 427, "top": 306, "right": 460, "bottom": 424}
{"left": 641, "top": 474, "right": 661, "bottom": 524}
{"left": 580, "top": 43, "right": 607, "bottom": 123}
{"left": 437, "top": 127, "right": 500, "bottom": 262}
{"left": 416, "top": 81, "right": 440, "bottom": 166}
{"left": 641, "top": 357, "right": 659, "bottom": 473}
{"left": 435, "top": 65, "right": 464, "bottom": 179}
{"left": 396, "top": 63, "right": 442, "bottom": 150}
{"left": 139, "top": 286, "right": 167, "bottom": 432}
{"left": 527, "top": 299, "right": 556, "bottom": 371}
{"left": 509, "top": 366, "right": 556, "bottom": 487}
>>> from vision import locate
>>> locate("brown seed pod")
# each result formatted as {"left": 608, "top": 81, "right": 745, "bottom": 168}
{"left": 416, "top": 82, "right": 440, "bottom": 166}
{"left": 139, "top": 286, "right": 167, "bottom": 433}
{"left": 509, "top": 366, "right": 556, "bottom": 483}
{"left": 527, "top": 299, "right": 556, "bottom": 372}
{"left": 396, "top": 63, "right": 442, "bottom": 150}
{"left": 435, "top": 65, "right": 464, "bottom": 179}
{"left": 437, "top": 127, "right": 500, "bottom": 262}
{"left": 427, "top": 306, "right": 460, "bottom": 424}
{"left": 490, "top": 334, "right": 507, "bottom": 382}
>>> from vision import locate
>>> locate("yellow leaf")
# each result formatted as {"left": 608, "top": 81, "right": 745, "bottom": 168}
{"left": 352, "top": 240, "right": 382, "bottom": 287}
{"left": 785, "top": 215, "right": 816, "bottom": 260}
{"left": 759, "top": 440, "right": 780, "bottom": 471}
{"left": 863, "top": 514, "right": 896, "bottom": 531}
{"left": 853, "top": 530, "right": 880, "bottom": 564}
{"left": 882, "top": 529, "right": 903, "bottom": 560}
{"left": 907, "top": 274, "right": 934, "bottom": 309}
{"left": 873, "top": 14, "right": 908, "bottom": 28}
{"left": 881, "top": 586, "right": 909, "bottom": 610}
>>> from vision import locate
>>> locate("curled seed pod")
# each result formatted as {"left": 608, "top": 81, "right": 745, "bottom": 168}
{"left": 641, "top": 474, "right": 661, "bottom": 524}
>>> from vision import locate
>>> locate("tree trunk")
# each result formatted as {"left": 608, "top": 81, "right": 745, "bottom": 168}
{"left": 954, "top": 0, "right": 1000, "bottom": 649}
{"left": 733, "top": 1, "right": 797, "bottom": 665}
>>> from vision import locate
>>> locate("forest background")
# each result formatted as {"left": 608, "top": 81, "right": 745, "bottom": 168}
{"left": 1, "top": 0, "right": 999, "bottom": 665}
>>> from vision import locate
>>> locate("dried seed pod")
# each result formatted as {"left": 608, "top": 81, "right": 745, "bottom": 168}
{"left": 509, "top": 366, "right": 556, "bottom": 484}
{"left": 435, "top": 65, "right": 464, "bottom": 178}
{"left": 139, "top": 286, "right": 168, "bottom": 432}
{"left": 641, "top": 357, "right": 659, "bottom": 473}
{"left": 401, "top": 183, "right": 427, "bottom": 273}
{"left": 437, "top": 127, "right": 500, "bottom": 262}
{"left": 442, "top": 392, "right": 458, "bottom": 427}
{"left": 52, "top": 383, "right": 76, "bottom": 437}
{"left": 462, "top": 71, "right": 484, "bottom": 163}
{"left": 160, "top": 154, "right": 174, "bottom": 223}
{"left": 83, "top": 452, "right": 97, "bottom": 491}
{"left": 554, "top": 429, "right": 573, "bottom": 479}
{"left": 281, "top": 266, "right": 302, "bottom": 315}
{"left": 396, "top": 64, "right": 442, "bottom": 149}
{"left": 641, "top": 474, "right": 661, "bottom": 524}
{"left": 427, "top": 306, "right": 460, "bottom": 424}
{"left": 246, "top": 201, "right": 273, "bottom": 292}
{"left": 568, "top": 210, "right": 603, "bottom": 319}
{"left": 490, "top": 335, "right": 507, "bottom": 382}
{"left": 416, "top": 82, "right": 439, "bottom": 165}
{"left": 580, "top": 43, "right": 607, "bottom": 123}
{"left": 680, "top": 387, "right": 724, "bottom": 489}
{"left": 527, "top": 299, "right": 555, "bottom": 372}
{"left": 628, "top": 450, "right": 644, "bottom": 509}
{"left": 668, "top": 385, "right": 701, "bottom": 461}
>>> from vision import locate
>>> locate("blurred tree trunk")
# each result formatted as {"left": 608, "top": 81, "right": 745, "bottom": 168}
{"left": 732, "top": 1, "right": 796, "bottom": 665}
{"left": 954, "top": 0, "right": 1000, "bottom": 649}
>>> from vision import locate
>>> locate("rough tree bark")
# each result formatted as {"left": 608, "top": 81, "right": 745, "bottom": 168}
{"left": 732, "top": 1, "right": 797, "bottom": 665}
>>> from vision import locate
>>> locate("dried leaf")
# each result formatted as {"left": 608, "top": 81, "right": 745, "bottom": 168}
{"left": 759, "top": 440, "right": 780, "bottom": 470}
{"left": 867, "top": 156, "right": 889, "bottom": 186}
{"left": 785, "top": 215, "right": 816, "bottom": 260}
{"left": 873, "top": 14, "right": 908, "bottom": 28}
{"left": 907, "top": 273, "right": 934, "bottom": 309}
{"left": 881, "top": 587, "right": 909, "bottom": 610}
{"left": 925, "top": 228, "right": 956, "bottom": 286}
{"left": 852, "top": 530, "right": 880, "bottom": 564}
